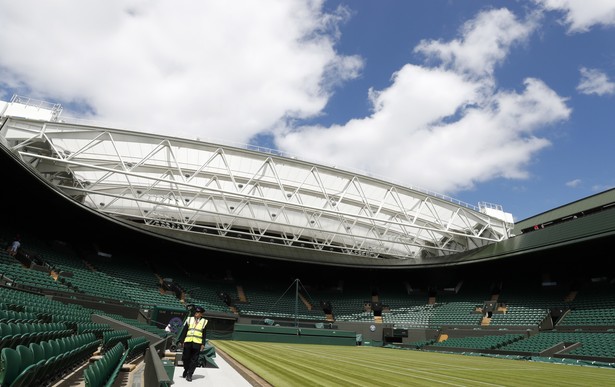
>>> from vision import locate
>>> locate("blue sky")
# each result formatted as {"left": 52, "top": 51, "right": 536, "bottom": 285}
{"left": 0, "top": 1, "right": 614, "bottom": 221}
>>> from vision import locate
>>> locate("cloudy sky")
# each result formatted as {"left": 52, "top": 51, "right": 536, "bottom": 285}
{"left": 1, "top": 0, "right": 614, "bottom": 221}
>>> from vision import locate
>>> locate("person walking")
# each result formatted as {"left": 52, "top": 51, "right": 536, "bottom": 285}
{"left": 178, "top": 306, "right": 207, "bottom": 382}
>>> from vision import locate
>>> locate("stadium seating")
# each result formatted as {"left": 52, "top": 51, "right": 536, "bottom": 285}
{"left": 0, "top": 332, "right": 101, "bottom": 386}
{"left": 125, "top": 336, "right": 149, "bottom": 362}
{"left": 101, "top": 330, "right": 131, "bottom": 353}
{"left": 83, "top": 342, "right": 127, "bottom": 387}
{"left": 2, "top": 221, "right": 615, "bottom": 384}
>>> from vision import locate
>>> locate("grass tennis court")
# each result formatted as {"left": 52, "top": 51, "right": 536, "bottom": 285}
{"left": 211, "top": 340, "right": 615, "bottom": 386}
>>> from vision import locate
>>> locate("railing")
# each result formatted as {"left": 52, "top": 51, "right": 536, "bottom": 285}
{"left": 10, "top": 94, "right": 63, "bottom": 121}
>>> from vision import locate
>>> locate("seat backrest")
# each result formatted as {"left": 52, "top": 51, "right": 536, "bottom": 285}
{"left": 16, "top": 344, "right": 34, "bottom": 369}
{"left": 7, "top": 322, "right": 19, "bottom": 335}
{"left": 17, "top": 332, "right": 34, "bottom": 347}
{"left": 57, "top": 337, "right": 68, "bottom": 353}
{"left": 0, "top": 322, "right": 10, "bottom": 336}
{"left": 29, "top": 342, "right": 46, "bottom": 363}
{"left": 83, "top": 366, "right": 99, "bottom": 387}
{"left": 7, "top": 360, "right": 40, "bottom": 387}
{"left": 50, "top": 339, "right": 61, "bottom": 357}
{"left": 41, "top": 340, "right": 54, "bottom": 358}
{"left": 0, "top": 347, "right": 22, "bottom": 386}
{"left": 17, "top": 322, "right": 29, "bottom": 334}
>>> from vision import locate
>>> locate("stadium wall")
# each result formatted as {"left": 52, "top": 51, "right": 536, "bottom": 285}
{"left": 232, "top": 324, "right": 357, "bottom": 345}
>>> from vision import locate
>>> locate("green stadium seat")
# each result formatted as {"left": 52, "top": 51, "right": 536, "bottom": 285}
{"left": 84, "top": 365, "right": 100, "bottom": 387}
{"left": 0, "top": 347, "right": 23, "bottom": 386}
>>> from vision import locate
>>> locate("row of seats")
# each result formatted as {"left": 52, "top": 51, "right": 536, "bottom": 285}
{"left": 77, "top": 323, "right": 113, "bottom": 337}
{"left": 0, "top": 284, "right": 158, "bottom": 385}
{"left": 0, "top": 332, "right": 100, "bottom": 387}
{"left": 4, "top": 227, "right": 615, "bottom": 334}
{"left": 83, "top": 342, "right": 126, "bottom": 387}
{"left": 432, "top": 334, "right": 525, "bottom": 350}
{"left": 499, "top": 331, "right": 615, "bottom": 357}
{"left": 1, "top": 321, "right": 73, "bottom": 350}
{"left": 0, "top": 287, "right": 168, "bottom": 340}
{"left": 0, "top": 308, "right": 40, "bottom": 322}
{"left": 101, "top": 330, "right": 131, "bottom": 354}
{"left": 125, "top": 336, "right": 149, "bottom": 363}
{"left": 0, "top": 313, "right": 152, "bottom": 386}
{"left": 408, "top": 331, "right": 615, "bottom": 360}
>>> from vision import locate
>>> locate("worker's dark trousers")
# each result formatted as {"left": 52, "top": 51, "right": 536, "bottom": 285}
{"left": 182, "top": 342, "right": 201, "bottom": 377}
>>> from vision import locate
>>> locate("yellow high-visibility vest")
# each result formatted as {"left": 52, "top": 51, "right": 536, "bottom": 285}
{"left": 184, "top": 317, "right": 207, "bottom": 344}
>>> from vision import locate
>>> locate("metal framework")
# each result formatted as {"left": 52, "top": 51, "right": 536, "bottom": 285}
{"left": 0, "top": 96, "right": 513, "bottom": 267}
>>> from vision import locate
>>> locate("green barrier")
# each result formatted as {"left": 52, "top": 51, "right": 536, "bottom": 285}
{"left": 161, "top": 359, "right": 175, "bottom": 379}
{"left": 232, "top": 324, "right": 356, "bottom": 346}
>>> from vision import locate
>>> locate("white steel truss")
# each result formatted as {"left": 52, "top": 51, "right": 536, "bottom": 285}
{"left": 0, "top": 99, "right": 513, "bottom": 267}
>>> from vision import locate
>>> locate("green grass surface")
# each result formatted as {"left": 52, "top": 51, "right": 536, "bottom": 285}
{"left": 211, "top": 340, "right": 615, "bottom": 386}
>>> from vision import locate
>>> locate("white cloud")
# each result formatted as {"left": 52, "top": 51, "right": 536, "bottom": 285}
{"left": 577, "top": 67, "right": 615, "bottom": 95}
{"left": 275, "top": 8, "right": 571, "bottom": 194}
{"left": 566, "top": 179, "right": 582, "bottom": 187}
{"left": 0, "top": 0, "right": 361, "bottom": 143}
{"left": 534, "top": 0, "right": 615, "bottom": 32}
{"left": 0, "top": 3, "right": 574, "bottom": 200}
{"left": 414, "top": 8, "right": 538, "bottom": 77}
